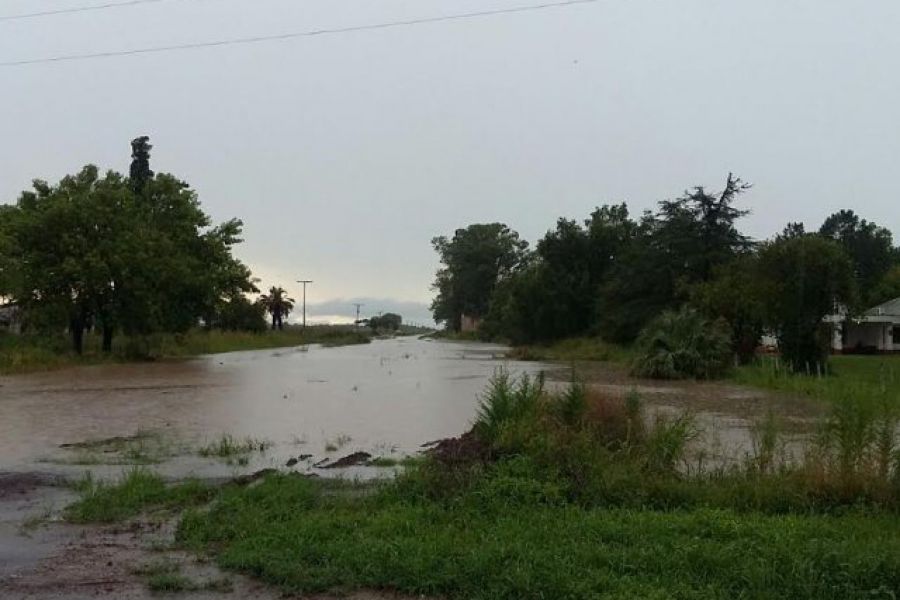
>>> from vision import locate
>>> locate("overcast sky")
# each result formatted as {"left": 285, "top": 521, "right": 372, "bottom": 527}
{"left": 2, "top": 0, "right": 899, "bottom": 324}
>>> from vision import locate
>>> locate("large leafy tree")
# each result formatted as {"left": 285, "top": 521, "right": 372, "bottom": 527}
{"left": 486, "top": 204, "right": 636, "bottom": 344}
{"left": 690, "top": 253, "right": 765, "bottom": 364}
{"left": 819, "top": 210, "right": 895, "bottom": 307}
{"left": 597, "top": 174, "right": 752, "bottom": 342}
{"left": 757, "top": 235, "right": 856, "bottom": 373}
{"left": 258, "top": 286, "right": 294, "bottom": 330}
{"left": 430, "top": 223, "right": 528, "bottom": 331}
{"left": 3, "top": 139, "right": 257, "bottom": 353}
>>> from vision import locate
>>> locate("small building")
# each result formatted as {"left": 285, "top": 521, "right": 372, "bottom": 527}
{"left": 460, "top": 313, "right": 482, "bottom": 333}
{"left": 829, "top": 297, "right": 900, "bottom": 353}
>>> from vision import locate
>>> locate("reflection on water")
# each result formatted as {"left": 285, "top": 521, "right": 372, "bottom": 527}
{"left": 0, "top": 338, "right": 545, "bottom": 479}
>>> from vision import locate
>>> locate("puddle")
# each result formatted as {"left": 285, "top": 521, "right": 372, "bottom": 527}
{"left": 0, "top": 338, "right": 545, "bottom": 482}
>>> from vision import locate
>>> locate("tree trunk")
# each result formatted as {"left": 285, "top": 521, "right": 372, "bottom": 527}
{"left": 102, "top": 325, "right": 114, "bottom": 353}
{"left": 71, "top": 317, "right": 84, "bottom": 355}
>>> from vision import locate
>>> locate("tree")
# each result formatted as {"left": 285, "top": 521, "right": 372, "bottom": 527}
{"left": 211, "top": 293, "right": 267, "bottom": 332}
{"left": 869, "top": 266, "right": 900, "bottom": 307}
{"left": 129, "top": 136, "right": 154, "bottom": 193}
{"left": 258, "top": 287, "right": 294, "bottom": 330}
{"left": 368, "top": 313, "right": 402, "bottom": 332}
{"left": 3, "top": 138, "right": 257, "bottom": 354}
{"left": 690, "top": 254, "right": 765, "bottom": 364}
{"left": 597, "top": 174, "right": 752, "bottom": 343}
{"left": 430, "top": 224, "right": 528, "bottom": 331}
{"left": 484, "top": 204, "right": 637, "bottom": 344}
{"left": 819, "top": 210, "right": 895, "bottom": 307}
{"left": 757, "top": 235, "right": 856, "bottom": 373}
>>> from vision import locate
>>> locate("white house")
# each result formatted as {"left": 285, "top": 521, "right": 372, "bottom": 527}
{"left": 829, "top": 297, "right": 900, "bottom": 353}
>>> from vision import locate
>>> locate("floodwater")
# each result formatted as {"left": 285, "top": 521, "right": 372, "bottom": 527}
{"left": 0, "top": 337, "right": 547, "bottom": 480}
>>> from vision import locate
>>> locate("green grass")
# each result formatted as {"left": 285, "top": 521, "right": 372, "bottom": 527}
{"left": 66, "top": 469, "right": 215, "bottom": 523}
{"left": 507, "top": 336, "right": 634, "bottom": 363}
{"left": 178, "top": 474, "right": 900, "bottom": 600}
{"left": 171, "top": 375, "right": 899, "bottom": 599}
{"left": 198, "top": 434, "right": 272, "bottom": 461}
{"left": 0, "top": 326, "right": 371, "bottom": 375}
{"left": 734, "top": 354, "right": 900, "bottom": 397}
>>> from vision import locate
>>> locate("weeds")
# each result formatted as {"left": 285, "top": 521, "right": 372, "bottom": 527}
{"left": 198, "top": 435, "right": 271, "bottom": 463}
{"left": 134, "top": 559, "right": 234, "bottom": 594}
{"left": 66, "top": 469, "right": 214, "bottom": 523}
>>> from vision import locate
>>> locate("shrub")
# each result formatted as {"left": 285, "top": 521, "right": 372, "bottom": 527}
{"left": 631, "top": 307, "right": 733, "bottom": 379}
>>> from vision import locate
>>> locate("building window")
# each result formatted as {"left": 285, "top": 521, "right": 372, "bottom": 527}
{"left": 893, "top": 327, "right": 900, "bottom": 345}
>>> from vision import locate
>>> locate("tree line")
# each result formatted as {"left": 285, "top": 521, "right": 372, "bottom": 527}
{"left": 431, "top": 174, "right": 899, "bottom": 373}
{"left": 0, "top": 137, "right": 270, "bottom": 354}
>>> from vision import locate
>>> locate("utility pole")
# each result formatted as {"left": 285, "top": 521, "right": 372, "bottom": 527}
{"left": 353, "top": 303, "right": 364, "bottom": 331}
{"left": 296, "top": 280, "right": 313, "bottom": 329}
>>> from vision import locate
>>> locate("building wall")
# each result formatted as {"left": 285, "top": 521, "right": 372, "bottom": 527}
{"left": 460, "top": 314, "right": 482, "bottom": 333}
{"left": 844, "top": 323, "right": 892, "bottom": 352}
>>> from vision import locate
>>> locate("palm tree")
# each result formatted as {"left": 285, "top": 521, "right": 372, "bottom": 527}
{"left": 258, "top": 286, "right": 295, "bottom": 330}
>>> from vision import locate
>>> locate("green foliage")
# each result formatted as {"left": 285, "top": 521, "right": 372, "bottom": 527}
{"left": 472, "top": 371, "right": 544, "bottom": 443}
{"left": 430, "top": 223, "right": 529, "bottom": 331}
{"left": 757, "top": 235, "right": 856, "bottom": 374}
{"left": 168, "top": 373, "right": 900, "bottom": 598}
{"left": 506, "top": 336, "right": 632, "bottom": 363}
{"left": 257, "top": 286, "right": 294, "bottom": 330}
{"left": 0, "top": 326, "right": 371, "bottom": 375}
{"left": 819, "top": 209, "right": 894, "bottom": 307}
{"left": 367, "top": 312, "right": 402, "bottom": 332}
{"left": 198, "top": 435, "right": 271, "bottom": 461}
{"left": 870, "top": 265, "right": 900, "bottom": 308}
{"left": 690, "top": 253, "right": 765, "bottom": 364}
{"left": 2, "top": 142, "right": 258, "bottom": 353}
{"left": 632, "top": 307, "right": 733, "bottom": 379}
{"left": 66, "top": 469, "right": 213, "bottom": 523}
{"left": 210, "top": 293, "right": 267, "bottom": 332}
{"left": 178, "top": 474, "right": 900, "bottom": 600}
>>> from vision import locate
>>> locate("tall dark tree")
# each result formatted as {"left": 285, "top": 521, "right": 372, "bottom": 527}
{"left": 430, "top": 224, "right": 528, "bottom": 331}
{"left": 485, "top": 204, "right": 636, "bottom": 344}
{"left": 597, "top": 174, "right": 752, "bottom": 342}
{"left": 129, "top": 136, "right": 154, "bottom": 193}
{"left": 757, "top": 235, "right": 856, "bottom": 373}
{"left": 819, "top": 210, "right": 894, "bottom": 307}
{"left": 690, "top": 253, "right": 765, "bottom": 364}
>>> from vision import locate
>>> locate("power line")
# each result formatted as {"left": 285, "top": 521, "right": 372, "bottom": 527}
{"left": 0, "top": 0, "right": 177, "bottom": 22}
{"left": 0, "top": 0, "right": 598, "bottom": 67}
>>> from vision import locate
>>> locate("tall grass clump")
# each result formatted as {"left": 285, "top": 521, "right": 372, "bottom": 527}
{"left": 473, "top": 370, "right": 544, "bottom": 442}
{"left": 410, "top": 371, "right": 900, "bottom": 513}
{"left": 631, "top": 307, "right": 733, "bottom": 380}
{"left": 67, "top": 468, "right": 214, "bottom": 523}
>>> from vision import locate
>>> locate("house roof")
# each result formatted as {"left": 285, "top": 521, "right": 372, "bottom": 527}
{"left": 865, "top": 297, "right": 900, "bottom": 318}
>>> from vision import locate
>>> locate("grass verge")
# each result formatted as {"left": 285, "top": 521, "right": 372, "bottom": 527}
{"left": 177, "top": 474, "right": 900, "bottom": 600}
{"left": 172, "top": 375, "right": 899, "bottom": 599}
{"left": 66, "top": 469, "right": 214, "bottom": 523}
{"left": 0, "top": 326, "right": 371, "bottom": 375}
{"left": 507, "top": 336, "right": 633, "bottom": 363}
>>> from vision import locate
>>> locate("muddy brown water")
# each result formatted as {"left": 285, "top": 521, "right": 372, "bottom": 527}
{"left": 0, "top": 338, "right": 547, "bottom": 480}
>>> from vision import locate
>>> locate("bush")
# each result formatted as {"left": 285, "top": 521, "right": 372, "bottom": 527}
{"left": 631, "top": 307, "right": 733, "bottom": 379}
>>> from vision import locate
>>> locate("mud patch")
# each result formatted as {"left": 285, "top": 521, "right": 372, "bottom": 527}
{"left": 319, "top": 452, "right": 373, "bottom": 469}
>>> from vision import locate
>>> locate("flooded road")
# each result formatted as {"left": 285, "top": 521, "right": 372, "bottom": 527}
{"left": 0, "top": 337, "right": 546, "bottom": 480}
